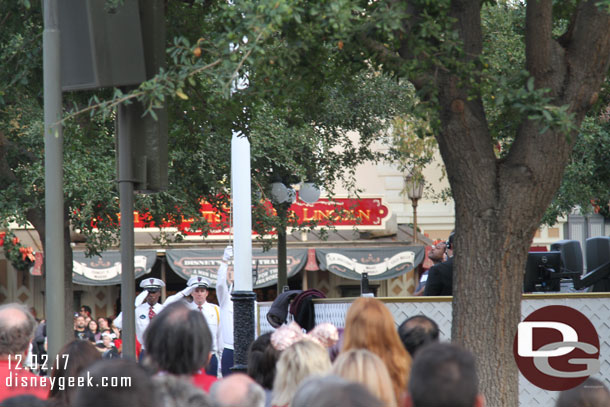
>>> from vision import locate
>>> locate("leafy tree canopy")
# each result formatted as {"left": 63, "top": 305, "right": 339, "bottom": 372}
{"left": 0, "top": 0, "right": 413, "bottom": 257}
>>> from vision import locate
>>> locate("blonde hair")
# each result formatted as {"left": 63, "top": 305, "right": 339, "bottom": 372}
{"left": 332, "top": 349, "right": 397, "bottom": 407}
{"left": 342, "top": 297, "right": 411, "bottom": 402}
{"left": 271, "top": 339, "right": 332, "bottom": 407}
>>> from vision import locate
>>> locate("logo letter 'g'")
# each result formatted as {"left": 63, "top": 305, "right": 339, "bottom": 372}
{"left": 533, "top": 341, "right": 601, "bottom": 378}
{"left": 518, "top": 322, "right": 577, "bottom": 357}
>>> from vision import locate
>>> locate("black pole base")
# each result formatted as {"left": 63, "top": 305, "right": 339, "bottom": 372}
{"left": 231, "top": 290, "right": 257, "bottom": 370}
{"left": 230, "top": 364, "right": 248, "bottom": 374}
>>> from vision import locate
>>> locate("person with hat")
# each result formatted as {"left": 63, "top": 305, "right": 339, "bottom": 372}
{"left": 113, "top": 278, "right": 166, "bottom": 347}
{"left": 216, "top": 245, "right": 234, "bottom": 377}
{"left": 181, "top": 275, "right": 223, "bottom": 377}
{"left": 146, "top": 275, "right": 223, "bottom": 375}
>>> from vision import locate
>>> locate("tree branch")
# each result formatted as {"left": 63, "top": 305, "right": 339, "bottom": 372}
{"left": 525, "top": 0, "right": 556, "bottom": 88}
{"left": 561, "top": 1, "right": 610, "bottom": 115}
{"left": 0, "top": 130, "right": 24, "bottom": 190}
{"left": 0, "top": 131, "right": 16, "bottom": 190}
{"left": 356, "top": 33, "right": 404, "bottom": 71}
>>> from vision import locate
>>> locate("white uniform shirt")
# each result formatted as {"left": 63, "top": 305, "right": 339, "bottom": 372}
{"left": 135, "top": 302, "right": 164, "bottom": 345}
{"left": 113, "top": 301, "right": 164, "bottom": 347}
{"left": 187, "top": 301, "right": 222, "bottom": 352}
{"left": 216, "top": 262, "right": 234, "bottom": 349}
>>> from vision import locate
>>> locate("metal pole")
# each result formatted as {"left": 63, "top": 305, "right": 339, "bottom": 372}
{"left": 43, "top": 0, "right": 66, "bottom": 360}
{"left": 277, "top": 206, "right": 288, "bottom": 293}
{"left": 160, "top": 255, "right": 166, "bottom": 302}
{"left": 118, "top": 104, "right": 136, "bottom": 359}
{"left": 412, "top": 199, "right": 419, "bottom": 243}
{"left": 231, "top": 130, "right": 255, "bottom": 371}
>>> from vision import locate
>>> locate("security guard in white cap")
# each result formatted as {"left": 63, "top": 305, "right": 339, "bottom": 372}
{"left": 113, "top": 278, "right": 166, "bottom": 347}
{"left": 183, "top": 275, "right": 223, "bottom": 376}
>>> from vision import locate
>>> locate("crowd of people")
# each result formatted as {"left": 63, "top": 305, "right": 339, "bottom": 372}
{"left": 0, "top": 244, "right": 608, "bottom": 407}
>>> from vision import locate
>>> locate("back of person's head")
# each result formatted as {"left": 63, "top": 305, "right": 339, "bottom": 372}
{"left": 292, "top": 375, "right": 385, "bottom": 407}
{"left": 144, "top": 302, "right": 212, "bottom": 375}
{"left": 210, "top": 373, "right": 265, "bottom": 407}
{"left": 328, "top": 327, "right": 345, "bottom": 362}
{"left": 271, "top": 339, "right": 332, "bottom": 407}
{"left": 0, "top": 303, "right": 37, "bottom": 356}
{"left": 342, "top": 297, "right": 411, "bottom": 401}
{"left": 556, "top": 377, "right": 610, "bottom": 407}
{"left": 71, "top": 359, "right": 157, "bottom": 407}
{"left": 332, "top": 349, "right": 397, "bottom": 407}
{"left": 247, "top": 332, "right": 280, "bottom": 390}
{"left": 398, "top": 315, "right": 440, "bottom": 356}
{"left": 1, "top": 394, "right": 48, "bottom": 407}
{"left": 153, "top": 373, "right": 213, "bottom": 407}
{"left": 48, "top": 340, "right": 102, "bottom": 405}
{"left": 408, "top": 343, "right": 481, "bottom": 407}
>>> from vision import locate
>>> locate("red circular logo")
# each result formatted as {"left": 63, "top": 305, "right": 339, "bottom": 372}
{"left": 513, "top": 305, "right": 600, "bottom": 391}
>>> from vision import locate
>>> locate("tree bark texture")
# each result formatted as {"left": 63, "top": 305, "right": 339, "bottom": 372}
{"left": 396, "top": 1, "right": 610, "bottom": 406}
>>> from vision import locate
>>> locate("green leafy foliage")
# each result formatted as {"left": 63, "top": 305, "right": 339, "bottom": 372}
{"left": 543, "top": 115, "right": 610, "bottom": 224}
{"left": 1, "top": 0, "right": 413, "bottom": 261}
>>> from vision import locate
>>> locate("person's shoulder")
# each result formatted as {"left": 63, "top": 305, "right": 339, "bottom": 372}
{"left": 191, "top": 371, "right": 217, "bottom": 392}
{"left": 428, "top": 262, "right": 444, "bottom": 273}
{"left": 203, "top": 302, "right": 220, "bottom": 314}
{"left": 0, "top": 365, "right": 49, "bottom": 400}
{"left": 437, "top": 257, "right": 454, "bottom": 270}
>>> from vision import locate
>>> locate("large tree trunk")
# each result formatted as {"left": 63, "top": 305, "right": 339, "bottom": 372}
{"left": 428, "top": 1, "right": 610, "bottom": 406}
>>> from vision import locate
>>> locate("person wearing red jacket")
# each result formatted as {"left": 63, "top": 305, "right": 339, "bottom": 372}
{"left": 0, "top": 303, "right": 48, "bottom": 402}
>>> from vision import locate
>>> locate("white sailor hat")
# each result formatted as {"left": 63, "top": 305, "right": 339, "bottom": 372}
{"left": 187, "top": 275, "right": 211, "bottom": 289}
{"left": 139, "top": 278, "right": 165, "bottom": 292}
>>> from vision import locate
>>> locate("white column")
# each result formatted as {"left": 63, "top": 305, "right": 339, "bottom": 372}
{"left": 231, "top": 131, "right": 253, "bottom": 291}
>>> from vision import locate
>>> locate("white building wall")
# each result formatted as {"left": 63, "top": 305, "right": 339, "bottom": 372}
{"left": 333, "top": 136, "right": 565, "bottom": 246}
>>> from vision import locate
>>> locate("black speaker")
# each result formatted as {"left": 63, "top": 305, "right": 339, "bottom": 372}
{"left": 58, "top": 0, "right": 146, "bottom": 91}
{"left": 586, "top": 236, "right": 610, "bottom": 271}
{"left": 581, "top": 237, "right": 610, "bottom": 292}
{"left": 118, "top": 101, "right": 168, "bottom": 192}
{"left": 550, "top": 239, "right": 583, "bottom": 274}
{"left": 361, "top": 272, "right": 370, "bottom": 295}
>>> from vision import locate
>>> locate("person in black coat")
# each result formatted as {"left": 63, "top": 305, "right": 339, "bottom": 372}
{"left": 424, "top": 232, "right": 455, "bottom": 296}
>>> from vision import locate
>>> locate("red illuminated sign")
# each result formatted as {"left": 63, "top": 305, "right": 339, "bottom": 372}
{"left": 130, "top": 196, "right": 389, "bottom": 236}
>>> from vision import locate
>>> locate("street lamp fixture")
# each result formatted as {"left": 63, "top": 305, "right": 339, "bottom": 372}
{"left": 270, "top": 180, "right": 320, "bottom": 294}
{"left": 299, "top": 182, "right": 321, "bottom": 204}
{"left": 270, "top": 181, "right": 295, "bottom": 294}
{"left": 271, "top": 181, "right": 290, "bottom": 204}
{"left": 406, "top": 174, "right": 424, "bottom": 243}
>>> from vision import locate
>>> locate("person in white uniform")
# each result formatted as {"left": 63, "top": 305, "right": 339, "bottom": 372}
{"left": 217, "top": 245, "right": 234, "bottom": 377}
{"left": 113, "top": 278, "right": 166, "bottom": 348}
{"left": 182, "top": 275, "right": 223, "bottom": 376}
